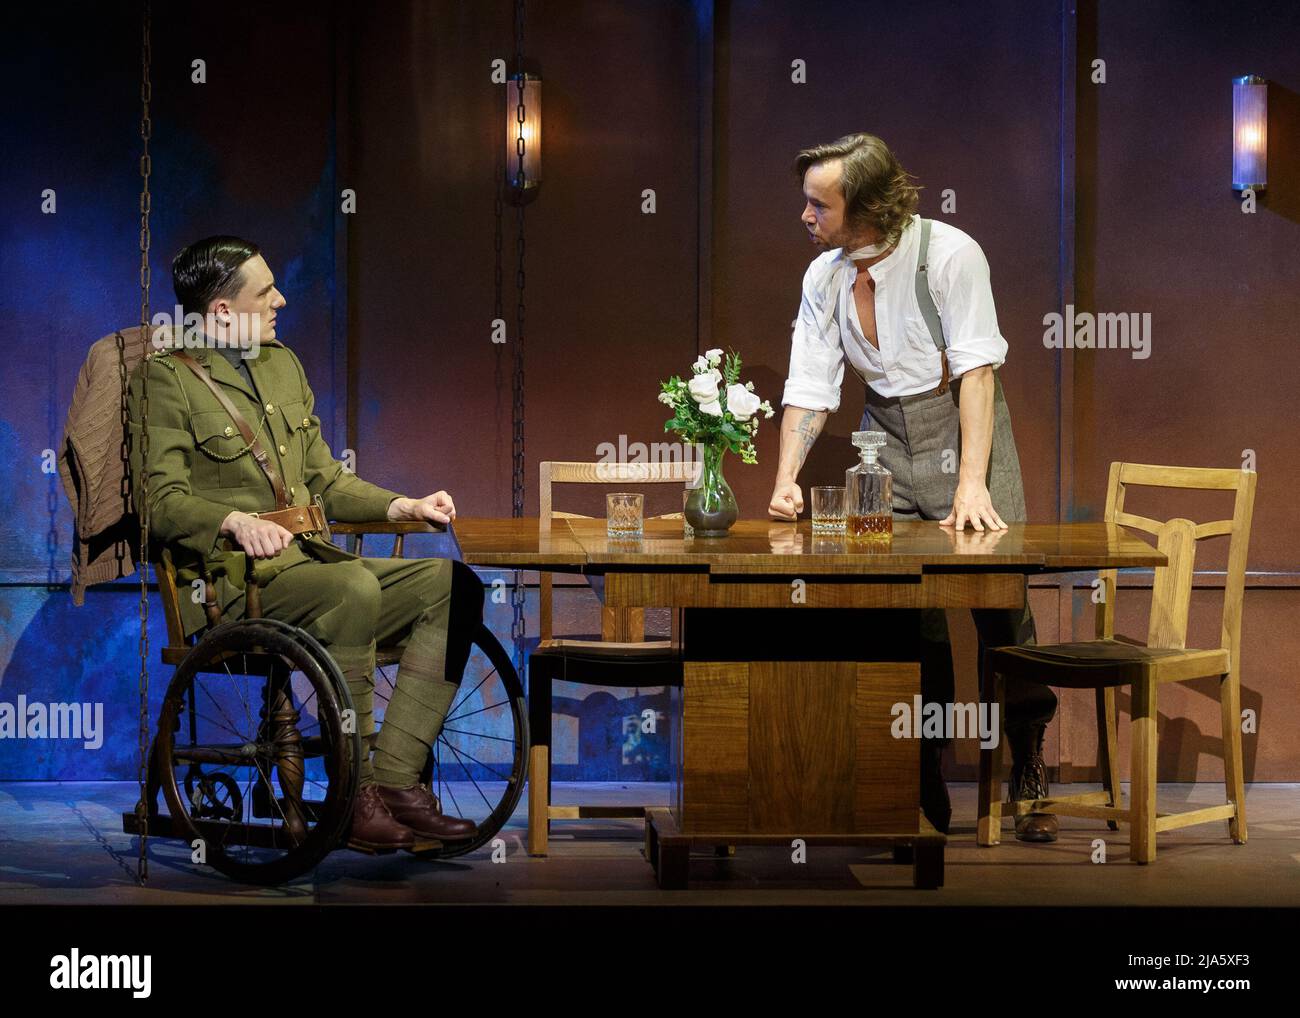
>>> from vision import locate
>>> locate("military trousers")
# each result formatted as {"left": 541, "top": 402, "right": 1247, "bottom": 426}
{"left": 227, "top": 543, "right": 486, "bottom": 787}
{"left": 860, "top": 370, "right": 1058, "bottom": 755}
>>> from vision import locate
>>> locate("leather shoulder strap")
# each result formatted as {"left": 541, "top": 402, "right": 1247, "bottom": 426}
{"left": 171, "top": 350, "right": 290, "bottom": 509}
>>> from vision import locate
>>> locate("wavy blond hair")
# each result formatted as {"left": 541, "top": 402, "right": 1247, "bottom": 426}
{"left": 794, "top": 133, "right": 922, "bottom": 245}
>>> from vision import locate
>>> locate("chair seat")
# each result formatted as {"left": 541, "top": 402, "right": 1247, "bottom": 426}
{"left": 987, "top": 638, "right": 1230, "bottom": 689}
{"left": 533, "top": 637, "right": 680, "bottom": 661}
{"left": 529, "top": 638, "right": 683, "bottom": 686}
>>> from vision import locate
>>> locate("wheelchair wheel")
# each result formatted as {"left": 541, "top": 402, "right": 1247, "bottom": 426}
{"left": 155, "top": 618, "right": 360, "bottom": 885}
{"left": 375, "top": 622, "right": 528, "bottom": 858}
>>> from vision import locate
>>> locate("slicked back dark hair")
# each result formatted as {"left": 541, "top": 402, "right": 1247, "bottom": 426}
{"left": 172, "top": 235, "right": 261, "bottom": 319}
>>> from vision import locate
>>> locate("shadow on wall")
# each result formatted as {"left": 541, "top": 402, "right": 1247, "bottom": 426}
{"left": 1263, "top": 83, "right": 1300, "bottom": 225}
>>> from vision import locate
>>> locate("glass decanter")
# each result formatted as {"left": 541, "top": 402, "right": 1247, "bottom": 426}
{"left": 845, "top": 430, "right": 893, "bottom": 541}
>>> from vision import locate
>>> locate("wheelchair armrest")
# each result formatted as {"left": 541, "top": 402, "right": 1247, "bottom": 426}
{"left": 328, "top": 520, "right": 447, "bottom": 561}
{"left": 328, "top": 521, "right": 446, "bottom": 535}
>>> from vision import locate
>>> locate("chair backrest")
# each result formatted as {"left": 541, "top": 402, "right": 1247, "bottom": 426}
{"left": 1096, "top": 463, "right": 1257, "bottom": 676}
{"left": 538, "top": 459, "right": 699, "bottom": 642}
{"left": 152, "top": 546, "right": 192, "bottom": 653}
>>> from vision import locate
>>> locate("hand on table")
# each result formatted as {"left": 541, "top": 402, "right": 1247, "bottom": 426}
{"left": 940, "top": 479, "right": 1007, "bottom": 532}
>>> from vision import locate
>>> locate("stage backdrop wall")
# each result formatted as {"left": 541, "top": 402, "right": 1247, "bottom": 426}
{"left": 1, "top": 0, "right": 1296, "bottom": 784}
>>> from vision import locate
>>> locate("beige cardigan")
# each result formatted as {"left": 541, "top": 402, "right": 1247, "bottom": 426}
{"left": 59, "top": 326, "right": 155, "bottom": 605}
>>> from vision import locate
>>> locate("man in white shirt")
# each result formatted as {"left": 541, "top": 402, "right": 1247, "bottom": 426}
{"left": 768, "top": 133, "right": 1058, "bottom": 842}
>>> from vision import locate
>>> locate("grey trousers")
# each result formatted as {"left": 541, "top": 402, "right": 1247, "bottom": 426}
{"left": 860, "top": 370, "right": 1057, "bottom": 750}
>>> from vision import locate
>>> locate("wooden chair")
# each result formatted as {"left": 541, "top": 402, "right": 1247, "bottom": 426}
{"left": 527, "top": 460, "right": 696, "bottom": 856}
{"left": 978, "top": 462, "right": 1257, "bottom": 862}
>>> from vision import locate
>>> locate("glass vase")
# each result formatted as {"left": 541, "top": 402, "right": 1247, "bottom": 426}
{"left": 684, "top": 444, "right": 738, "bottom": 537}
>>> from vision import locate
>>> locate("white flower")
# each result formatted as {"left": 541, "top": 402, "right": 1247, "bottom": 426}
{"left": 692, "top": 355, "right": 710, "bottom": 374}
{"left": 698, "top": 398, "right": 723, "bottom": 417}
{"left": 745, "top": 380, "right": 755, "bottom": 391}
{"left": 758, "top": 399, "right": 775, "bottom": 419}
{"left": 688, "top": 372, "right": 721, "bottom": 404}
{"left": 726, "top": 383, "right": 762, "bottom": 421}
{"left": 657, "top": 391, "right": 676, "bottom": 406}
{"left": 705, "top": 348, "right": 724, "bottom": 366}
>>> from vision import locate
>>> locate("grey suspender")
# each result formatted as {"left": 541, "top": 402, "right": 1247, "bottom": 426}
{"left": 915, "top": 217, "right": 946, "bottom": 354}
{"left": 914, "top": 217, "right": 952, "bottom": 394}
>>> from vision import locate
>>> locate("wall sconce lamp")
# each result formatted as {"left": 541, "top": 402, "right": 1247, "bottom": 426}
{"left": 507, "top": 70, "right": 542, "bottom": 206}
{"left": 1232, "top": 75, "right": 1267, "bottom": 192}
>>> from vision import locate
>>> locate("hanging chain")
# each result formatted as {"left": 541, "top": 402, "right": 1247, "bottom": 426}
{"left": 134, "top": 0, "right": 153, "bottom": 885}
{"left": 47, "top": 342, "right": 60, "bottom": 588}
{"left": 116, "top": 328, "right": 130, "bottom": 580}
{"left": 509, "top": 0, "right": 528, "bottom": 670}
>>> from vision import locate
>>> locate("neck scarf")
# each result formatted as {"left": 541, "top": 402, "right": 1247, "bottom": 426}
{"left": 815, "top": 230, "right": 902, "bottom": 337}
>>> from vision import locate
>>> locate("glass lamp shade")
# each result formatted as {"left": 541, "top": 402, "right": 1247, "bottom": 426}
{"left": 1232, "top": 75, "right": 1267, "bottom": 191}
{"left": 506, "top": 74, "right": 541, "bottom": 195}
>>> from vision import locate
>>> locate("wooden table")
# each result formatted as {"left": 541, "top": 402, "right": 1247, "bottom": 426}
{"left": 455, "top": 517, "right": 1165, "bottom": 889}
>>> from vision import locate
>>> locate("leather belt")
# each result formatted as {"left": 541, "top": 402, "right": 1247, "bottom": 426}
{"left": 248, "top": 500, "right": 331, "bottom": 539}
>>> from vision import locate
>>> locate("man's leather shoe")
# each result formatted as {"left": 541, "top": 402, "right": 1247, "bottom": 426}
{"left": 347, "top": 782, "right": 417, "bottom": 852}
{"left": 377, "top": 783, "right": 479, "bottom": 841}
{"left": 1008, "top": 751, "right": 1059, "bottom": 843}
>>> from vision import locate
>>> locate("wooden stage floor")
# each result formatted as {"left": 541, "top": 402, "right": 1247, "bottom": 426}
{"left": 2, "top": 781, "right": 1297, "bottom": 906}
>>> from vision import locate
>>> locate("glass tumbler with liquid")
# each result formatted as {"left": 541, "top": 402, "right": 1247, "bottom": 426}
{"left": 845, "top": 430, "right": 893, "bottom": 540}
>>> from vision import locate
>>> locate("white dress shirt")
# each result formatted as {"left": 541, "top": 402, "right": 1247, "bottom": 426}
{"left": 781, "top": 214, "right": 1008, "bottom": 410}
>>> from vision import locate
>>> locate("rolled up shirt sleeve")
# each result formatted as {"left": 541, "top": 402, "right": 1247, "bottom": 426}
{"left": 781, "top": 262, "right": 846, "bottom": 413}
{"left": 934, "top": 239, "right": 1008, "bottom": 379}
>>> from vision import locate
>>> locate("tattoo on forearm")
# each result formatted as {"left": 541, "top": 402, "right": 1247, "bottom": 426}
{"left": 793, "top": 411, "right": 822, "bottom": 469}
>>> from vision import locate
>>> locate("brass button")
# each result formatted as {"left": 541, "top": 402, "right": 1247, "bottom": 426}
{"left": 302, "top": 417, "right": 311, "bottom": 427}
{"left": 278, "top": 444, "right": 288, "bottom": 455}
{"left": 223, "top": 425, "right": 234, "bottom": 437}
{"left": 265, "top": 402, "right": 275, "bottom": 413}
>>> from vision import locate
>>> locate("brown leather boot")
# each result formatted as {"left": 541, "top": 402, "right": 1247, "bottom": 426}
{"left": 377, "top": 783, "right": 478, "bottom": 841}
{"left": 347, "top": 782, "right": 418, "bottom": 852}
{"left": 1009, "top": 727, "right": 1058, "bottom": 843}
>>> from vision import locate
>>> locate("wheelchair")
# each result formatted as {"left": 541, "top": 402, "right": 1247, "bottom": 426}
{"left": 120, "top": 520, "right": 529, "bottom": 886}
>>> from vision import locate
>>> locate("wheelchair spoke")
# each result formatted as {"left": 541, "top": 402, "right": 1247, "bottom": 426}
{"left": 445, "top": 666, "right": 497, "bottom": 721}
{"left": 190, "top": 710, "right": 245, "bottom": 743}
{"left": 437, "top": 738, "right": 504, "bottom": 808}
{"left": 438, "top": 763, "right": 465, "bottom": 818}
{"left": 250, "top": 756, "right": 296, "bottom": 847}
{"left": 442, "top": 699, "right": 510, "bottom": 725}
{"left": 198, "top": 681, "right": 249, "bottom": 745}
{"left": 223, "top": 655, "right": 257, "bottom": 734}
{"left": 438, "top": 726, "right": 516, "bottom": 746}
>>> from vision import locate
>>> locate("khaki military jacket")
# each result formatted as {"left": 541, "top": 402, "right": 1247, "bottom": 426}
{"left": 127, "top": 334, "right": 404, "bottom": 637}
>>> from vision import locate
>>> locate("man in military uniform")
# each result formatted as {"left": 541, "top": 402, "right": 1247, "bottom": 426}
{"left": 128, "top": 235, "right": 484, "bottom": 851}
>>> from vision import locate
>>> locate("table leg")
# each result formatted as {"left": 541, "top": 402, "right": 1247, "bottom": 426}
{"left": 913, "top": 839, "right": 944, "bottom": 889}
{"left": 657, "top": 842, "right": 689, "bottom": 890}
